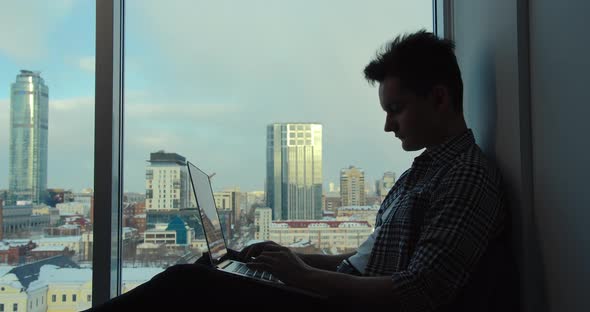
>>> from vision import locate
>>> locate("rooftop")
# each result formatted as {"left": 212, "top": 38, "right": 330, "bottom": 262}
{"left": 271, "top": 220, "right": 371, "bottom": 228}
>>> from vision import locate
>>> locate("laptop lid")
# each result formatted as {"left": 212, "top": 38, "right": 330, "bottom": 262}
{"left": 186, "top": 161, "right": 228, "bottom": 265}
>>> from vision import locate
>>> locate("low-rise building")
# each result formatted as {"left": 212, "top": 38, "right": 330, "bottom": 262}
{"left": 336, "top": 205, "right": 380, "bottom": 227}
{"left": 34, "top": 236, "right": 82, "bottom": 257}
{"left": 0, "top": 257, "right": 164, "bottom": 312}
{"left": 269, "top": 220, "right": 373, "bottom": 253}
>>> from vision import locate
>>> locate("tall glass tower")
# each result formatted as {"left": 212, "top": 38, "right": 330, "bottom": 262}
{"left": 9, "top": 70, "right": 49, "bottom": 204}
{"left": 266, "top": 123, "right": 322, "bottom": 220}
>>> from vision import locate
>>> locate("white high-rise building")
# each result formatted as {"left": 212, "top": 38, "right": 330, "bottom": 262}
{"left": 340, "top": 166, "right": 366, "bottom": 206}
{"left": 145, "top": 151, "right": 189, "bottom": 211}
{"left": 9, "top": 70, "right": 49, "bottom": 204}
{"left": 266, "top": 123, "right": 323, "bottom": 220}
{"left": 254, "top": 207, "right": 272, "bottom": 240}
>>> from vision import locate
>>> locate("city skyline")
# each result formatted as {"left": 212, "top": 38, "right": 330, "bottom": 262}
{"left": 0, "top": 1, "right": 430, "bottom": 194}
{"left": 0, "top": 2, "right": 435, "bottom": 310}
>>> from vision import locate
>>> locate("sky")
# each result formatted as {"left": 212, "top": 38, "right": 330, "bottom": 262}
{"left": 0, "top": 0, "right": 432, "bottom": 193}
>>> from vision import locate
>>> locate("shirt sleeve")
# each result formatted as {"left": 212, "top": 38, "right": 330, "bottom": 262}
{"left": 390, "top": 162, "right": 505, "bottom": 311}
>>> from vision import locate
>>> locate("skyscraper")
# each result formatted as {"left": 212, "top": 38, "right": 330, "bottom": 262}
{"left": 266, "top": 123, "right": 323, "bottom": 220}
{"left": 9, "top": 70, "right": 49, "bottom": 204}
{"left": 340, "top": 166, "right": 366, "bottom": 206}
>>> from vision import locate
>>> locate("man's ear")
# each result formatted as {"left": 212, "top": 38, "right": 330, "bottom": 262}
{"left": 431, "top": 85, "right": 453, "bottom": 113}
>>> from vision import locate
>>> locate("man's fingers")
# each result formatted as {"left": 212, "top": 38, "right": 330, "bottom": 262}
{"left": 239, "top": 241, "right": 281, "bottom": 261}
{"left": 252, "top": 254, "right": 279, "bottom": 265}
{"left": 242, "top": 243, "right": 262, "bottom": 259}
{"left": 238, "top": 246, "right": 253, "bottom": 261}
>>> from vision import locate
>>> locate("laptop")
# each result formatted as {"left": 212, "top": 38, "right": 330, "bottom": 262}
{"left": 186, "top": 161, "right": 281, "bottom": 284}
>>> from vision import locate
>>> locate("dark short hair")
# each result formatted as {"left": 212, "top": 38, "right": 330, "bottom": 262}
{"left": 364, "top": 30, "right": 463, "bottom": 112}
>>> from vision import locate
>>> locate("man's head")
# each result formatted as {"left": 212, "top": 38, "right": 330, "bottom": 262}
{"left": 364, "top": 30, "right": 465, "bottom": 151}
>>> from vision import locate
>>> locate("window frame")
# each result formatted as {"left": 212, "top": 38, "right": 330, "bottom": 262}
{"left": 91, "top": 0, "right": 444, "bottom": 307}
{"left": 92, "top": 0, "right": 124, "bottom": 306}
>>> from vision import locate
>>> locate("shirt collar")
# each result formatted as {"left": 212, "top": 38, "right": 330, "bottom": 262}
{"left": 416, "top": 129, "right": 476, "bottom": 165}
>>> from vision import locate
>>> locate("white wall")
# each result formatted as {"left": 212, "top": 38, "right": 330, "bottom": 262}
{"left": 453, "top": 0, "right": 590, "bottom": 311}
{"left": 453, "top": 1, "right": 544, "bottom": 311}
{"left": 529, "top": 1, "right": 590, "bottom": 311}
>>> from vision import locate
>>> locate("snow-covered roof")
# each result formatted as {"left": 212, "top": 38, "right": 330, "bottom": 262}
{"left": 122, "top": 268, "right": 165, "bottom": 283}
{"left": 59, "top": 224, "right": 81, "bottom": 229}
{"left": 0, "top": 273, "right": 24, "bottom": 289}
{"left": 337, "top": 205, "right": 379, "bottom": 211}
{"left": 3, "top": 239, "right": 32, "bottom": 246}
{"left": 0, "top": 266, "right": 15, "bottom": 277}
{"left": 35, "top": 236, "right": 82, "bottom": 243}
{"left": 37, "top": 265, "right": 92, "bottom": 284}
{"left": 136, "top": 242, "right": 161, "bottom": 249}
{"left": 35, "top": 265, "right": 164, "bottom": 285}
{"left": 32, "top": 246, "right": 67, "bottom": 252}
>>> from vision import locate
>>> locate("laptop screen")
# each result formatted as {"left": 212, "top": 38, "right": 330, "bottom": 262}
{"left": 187, "top": 161, "right": 228, "bottom": 264}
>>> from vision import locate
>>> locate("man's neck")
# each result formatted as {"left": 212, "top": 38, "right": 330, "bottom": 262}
{"left": 426, "top": 117, "right": 468, "bottom": 149}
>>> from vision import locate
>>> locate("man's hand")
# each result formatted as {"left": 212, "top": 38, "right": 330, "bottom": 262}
{"left": 245, "top": 244, "right": 312, "bottom": 286}
{"left": 237, "top": 240, "right": 281, "bottom": 262}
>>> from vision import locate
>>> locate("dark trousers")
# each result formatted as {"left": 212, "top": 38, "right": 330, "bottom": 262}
{"left": 85, "top": 258, "right": 327, "bottom": 310}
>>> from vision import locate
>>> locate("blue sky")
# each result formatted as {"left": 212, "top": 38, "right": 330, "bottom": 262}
{"left": 0, "top": 0, "right": 432, "bottom": 193}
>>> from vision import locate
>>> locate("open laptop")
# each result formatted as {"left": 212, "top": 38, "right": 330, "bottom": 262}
{"left": 186, "top": 161, "right": 281, "bottom": 284}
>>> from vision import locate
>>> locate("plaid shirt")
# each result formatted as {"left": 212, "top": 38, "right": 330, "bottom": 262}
{"left": 365, "top": 129, "right": 506, "bottom": 311}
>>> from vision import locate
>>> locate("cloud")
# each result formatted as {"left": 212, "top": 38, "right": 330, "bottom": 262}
{"left": 51, "top": 97, "right": 94, "bottom": 111}
{"left": 0, "top": 1, "right": 431, "bottom": 192}
{"left": 117, "top": 0, "right": 431, "bottom": 191}
{"left": 78, "top": 56, "right": 95, "bottom": 74}
{"left": 126, "top": 100, "right": 242, "bottom": 121}
{"left": 0, "top": 1, "right": 75, "bottom": 61}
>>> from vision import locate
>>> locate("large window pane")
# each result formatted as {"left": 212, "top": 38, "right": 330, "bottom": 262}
{"left": 0, "top": 2, "right": 95, "bottom": 311}
{"left": 124, "top": 0, "right": 432, "bottom": 285}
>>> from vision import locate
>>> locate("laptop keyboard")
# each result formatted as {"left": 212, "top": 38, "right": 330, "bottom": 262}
{"left": 227, "top": 261, "right": 279, "bottom": 282}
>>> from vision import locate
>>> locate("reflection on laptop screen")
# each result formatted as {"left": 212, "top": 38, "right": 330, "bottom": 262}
{"left": 187, "top": 162, "right": 228, "bottom": 263}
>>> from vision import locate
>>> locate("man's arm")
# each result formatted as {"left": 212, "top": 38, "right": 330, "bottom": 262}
{"left": 247, "top": 245, "right": 394, "bottom": 303}
{"left": 239, "top": 241, "right": 356, "bottom": 271}
{"left": 296, "top": 252, "right": 356, "bottom": 271}
{"left": 295, "top": 267, "right": 395, "bottom": 303}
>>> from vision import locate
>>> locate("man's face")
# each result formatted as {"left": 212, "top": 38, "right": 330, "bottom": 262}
{"left": 379, "top": 77, "right": 440, "bottom": 151}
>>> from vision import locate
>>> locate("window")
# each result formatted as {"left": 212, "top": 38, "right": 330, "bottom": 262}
{"left": 0, "top": 0, "right": 94, "bottom": 303}
{"left": 52, "top": 295, "right": 56, "bottom": 302}
{"left": 0, "top": 304, "right": 3, "bottom": 312}
{"left": 73, "top": 294, "right": 77, "bottom": 302}
{"left": 88, "top": 294, "right": 92, "bottom": 302}
{"left": 122, "top": 0, "right": 432, "bottom": 282}
{"left": 62, "top": 294, "right": 66, "bottom": 302}
{"left": 11, "top": 304, "right": 16, "bottom": 312}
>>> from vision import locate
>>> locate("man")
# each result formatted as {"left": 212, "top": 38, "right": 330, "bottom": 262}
{"left": 88, "top": 30, "right": 509, "bottom": 311}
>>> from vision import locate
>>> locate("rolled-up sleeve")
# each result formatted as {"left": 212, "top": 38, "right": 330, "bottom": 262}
{"left": 390, "top": 163, "right": 505, "bottom": 311}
